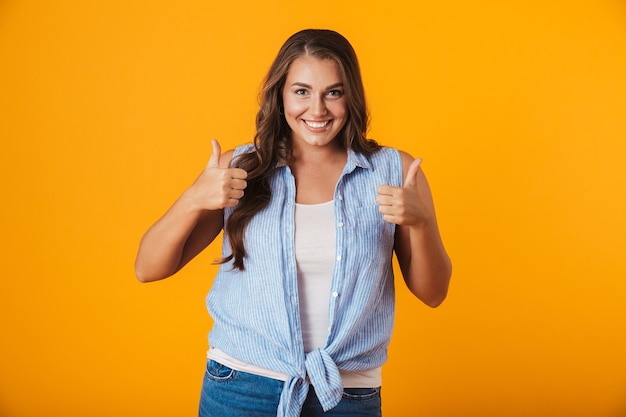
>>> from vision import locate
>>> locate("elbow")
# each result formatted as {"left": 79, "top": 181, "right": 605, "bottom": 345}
{"left": 134, "top": 262, "right": 168, "bottom": 283}
{"left": 134, "top": 247, "right": 179, "bottom": 283}
{"left": 414, "top": 265, "right": 452, "bottom": 308}
{"left": 413, "top": 283, "right": 448, "bottom": 308}
{"left": 135, "top": 270, "right": 151, "bottom": 283}
{"left": 422, "top": 291, "right": 448, "bottom": 308}
{"left": 134, "top": 266, "right": 153, "bottom": 283}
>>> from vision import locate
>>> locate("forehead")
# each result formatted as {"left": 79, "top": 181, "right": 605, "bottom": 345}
{"left": 286, "top": 56, "right": 343, "bottom": 84}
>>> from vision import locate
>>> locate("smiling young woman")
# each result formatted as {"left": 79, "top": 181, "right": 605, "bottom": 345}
{"left": 135, "top": 28, "right": 451, "bottom": 417}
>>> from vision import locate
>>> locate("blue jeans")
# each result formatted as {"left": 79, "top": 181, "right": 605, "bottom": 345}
{"left": 199, "top": 360, "right": 382, "bottom": 417}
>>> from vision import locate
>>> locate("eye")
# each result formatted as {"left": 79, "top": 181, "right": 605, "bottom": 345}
{"left": 327, "top": 89, "right": 344, "bottom": 98}
{"left": 295, "top": 89, "right": 308, "bottom": 95}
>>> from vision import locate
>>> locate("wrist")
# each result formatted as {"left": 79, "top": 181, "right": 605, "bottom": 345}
{"left": 179, "top": 186, "right": 211, "bottom": 215}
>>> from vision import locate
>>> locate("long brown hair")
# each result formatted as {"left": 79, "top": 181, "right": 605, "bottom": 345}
{"left": 223, "top": 29, "right": 380, "bottom": 270}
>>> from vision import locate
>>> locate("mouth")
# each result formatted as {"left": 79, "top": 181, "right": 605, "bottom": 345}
{"left": 303, "top": 120, "right": 332, "bottom": 129}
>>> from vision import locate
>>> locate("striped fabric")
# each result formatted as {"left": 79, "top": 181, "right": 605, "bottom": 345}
{"left": 206, "top": 145, "right": 403, "bottom": 416}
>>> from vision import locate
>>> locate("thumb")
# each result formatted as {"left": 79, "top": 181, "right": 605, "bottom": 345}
{"left": 403, "top": 157, "right": 422, "bottom": 188}
{"left": 207, "top": 139, "right": 222, "bottom": 168}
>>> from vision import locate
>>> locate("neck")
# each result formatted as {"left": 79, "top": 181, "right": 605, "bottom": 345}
{"left": 292, "top": 142, "right": 346, "bottom": 165}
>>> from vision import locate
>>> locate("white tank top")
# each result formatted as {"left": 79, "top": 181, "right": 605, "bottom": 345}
{"left": 294, "top": 200, "right": 336, "bottom": 352}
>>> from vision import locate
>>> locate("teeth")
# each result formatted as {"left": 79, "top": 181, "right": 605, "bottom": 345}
{"left": 305, "top": 120, "right": 329, "bottom": 128}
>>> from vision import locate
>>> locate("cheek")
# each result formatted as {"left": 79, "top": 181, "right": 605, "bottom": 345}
{"left": 282, "top": 101, "right": 301, "bottom": 129}
{"left": 329, "top": 101, "right": 347, "bottom": 118}
{"left": 282, "top": 95, "right": 303, "bottom": 116}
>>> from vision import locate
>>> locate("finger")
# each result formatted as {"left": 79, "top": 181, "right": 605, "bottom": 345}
{"left": 403, "top": 158, "right": 422, "bottom": 188}
{"left": 223, "top": 198, "right": 241, "bottom": 208}
{"left": 229, "top": 168, "right": 248, "bottom": 180}
{"left": 207, "top": 139, "right": 222, "bottom": 168}
{"left": 375, "top": 194, "right": 397, "bottom": 206}
{"left": 229, "top": 178, "right": 248, "bottom": 191}
{"left": 226, "top": 188, "right": 245, "bottom": 200}
{"left": 377, "top": 184, "right": 399, "bottom": 196}
{"left": 378, "top": 204, "right": 395, "bottom": 215}
{"left": 379, "top": 211, "right": 399, "bottom": 225}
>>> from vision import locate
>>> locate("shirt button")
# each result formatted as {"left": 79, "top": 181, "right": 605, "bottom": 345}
{"left": 336, "top": 255, "right": 342, "bottom": 261}
{"left": 337, "top": 195, "right": 343, "bottom": 201}
{"left": 332, "top": 291, "right": 339, "bottom": 298}
{"left": 338, "top": 222, "right": 344, "bottom": 227}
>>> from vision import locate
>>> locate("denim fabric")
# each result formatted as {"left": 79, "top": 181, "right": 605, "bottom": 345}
{"left": 199, "top": 360, "right": 381, "bottom": 417}
{"left": 199, "top": 359, "right": 283, "bottom": 417}
{"left": 301, "top": 386, "right": 382, "bottom": 417}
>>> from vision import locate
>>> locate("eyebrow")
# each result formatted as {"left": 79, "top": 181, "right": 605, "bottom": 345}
{"left": 290, "top": 82, "right": 344, "bottom": 90}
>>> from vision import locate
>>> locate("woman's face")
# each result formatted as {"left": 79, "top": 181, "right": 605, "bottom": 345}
{"left": 282, "top": 56, "right": 347, "bottom": 150}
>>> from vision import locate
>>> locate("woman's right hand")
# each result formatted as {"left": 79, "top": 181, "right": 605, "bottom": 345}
{"left": 134, "top": 139, "right": 246, "bottom": 282}
{"left": 187, "top": 139, "right": 248, "bottom": 211}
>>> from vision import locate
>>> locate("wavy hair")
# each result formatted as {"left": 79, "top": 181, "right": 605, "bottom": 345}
{"left": 222, "top": 29, "right": 380, "bottom": 270}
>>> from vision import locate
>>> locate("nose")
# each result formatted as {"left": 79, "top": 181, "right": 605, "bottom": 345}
{"left": 311, "top": 94, "right": 327, "bottom": 117}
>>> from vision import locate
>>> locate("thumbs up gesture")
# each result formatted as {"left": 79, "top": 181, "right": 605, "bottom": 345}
{"left": 189, "top": 139, "right": 248, "bottom": 210}
{"left": 376, "top": 157, "right": 432, "bottom": 226}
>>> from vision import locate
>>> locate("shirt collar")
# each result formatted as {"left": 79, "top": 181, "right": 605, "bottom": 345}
{"left": 346, "top": 148, "right": 373, "bottom": 170}
{"left": 276, "top": 148, "right": 373, "bottom": 170}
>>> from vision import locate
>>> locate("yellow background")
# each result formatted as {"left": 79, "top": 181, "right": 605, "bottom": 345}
{"left": 1, "top": 0, "right": 625, "bottom": 416}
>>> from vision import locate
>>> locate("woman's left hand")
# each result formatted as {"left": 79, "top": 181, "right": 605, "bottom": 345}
{"left": 376, "top": 158, "right": 434, "bottom": 227}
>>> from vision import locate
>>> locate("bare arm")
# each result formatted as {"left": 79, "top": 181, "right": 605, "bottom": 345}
{"left": 376, "top": 151, "right": 452, "bottom": 307}
{"left": 134, "top": 140, "right": 247, "bottom": 282}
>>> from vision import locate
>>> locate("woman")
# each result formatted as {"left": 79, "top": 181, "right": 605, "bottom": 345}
{"left": 135, "top": 29, "right": 451, "bottom": 417}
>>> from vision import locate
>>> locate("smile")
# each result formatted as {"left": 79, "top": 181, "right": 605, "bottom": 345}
{"left": 303, "top": 120, "right": 331, "bottom": 128}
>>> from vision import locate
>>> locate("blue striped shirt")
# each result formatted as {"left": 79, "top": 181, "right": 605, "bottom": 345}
{"left": 206, "top": 145, "right": 403, "bottom": 416}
